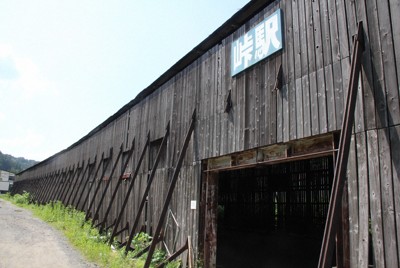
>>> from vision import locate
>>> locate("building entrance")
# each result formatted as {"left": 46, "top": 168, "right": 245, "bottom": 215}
{"left": 215, "top": 156, "right": 333, "bottom": 268}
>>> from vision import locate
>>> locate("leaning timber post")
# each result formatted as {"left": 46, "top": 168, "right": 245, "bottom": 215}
{"left": 19, "top": 181, "right": 25, "bottom": 194}
{"left": 39, "top": 175, "right": 48, "bottom": 200}
{"left": 20, "top": 180, "right": 27, "bottom": 194}
{"left": 13, "top": 181, "right": 20, "bottom": 195}
{"left": 18, "top": 181, "right": 25, "bottom": 194}
{"left": 68, "top": 161, "right": 89, "bottom": 206}
{"left": 91, "top": 146, "right": 123, "bottom": 226}
{"left": 37, "top": 173, "right": 51, "bottom": 204}
{"left": 99, "top": 139, "right": 135, "bottom": 233}
{"left": 31, "top": 179, "right": 37, "bottom": 198}
{"left": 85, "top": 149, "right": 112, "bottom": 221}
{"left": 58, "top": 168, "right": 72, "bottom": 203}
{"left": 40, "top": 172, "right": 55, "bottom": 204}
{"left": 31, "top": 176, "right": 42, "bottom": 202}
{"left": 34, "top": 175, "right": 45, "bottom": 203}
{"left": 70, "top": 159, "right": 91, "bottom": 208}
{"left": 37, "top": 176, "right": 45, "bottom": 200}
{"left": 53, "top": 169, "right": 67, "bottom": 201}
{"left": 25, "top": 179, "right": 33, "bottom": 199}
{"left": 57, "top": 164, "right": 75, "bottom": 203}
{"left": 156, "top": 238, "right": 189, "bottom": 268}
{"left": 49, "top": 170, "right": 65, "bottom": 203}
{"left": 27, "top": 177, "right": 35, "bottom": 201}
{"left": 26, "top": 178, "right": 33, "bottom": 200}
{"left": 108, "top": 134, "right": 149, "bottom": 246}
{"left": 20, "top": 180, "right": 27, "bottom": 195}
{"left": 318, "top": 22, "right": 364, "bottom": 268}
{"left": 38, "top": 174, "right": 50, "bottom": 202}
{"left": 144, "top": 110, "right": 195, "bottom": 268}
{"left": 33, "top": 175, "right": 43, "bottom": 202}
{"left": 18, "top": 180, "right": 25, "bottom": 195}
{"left": 63, "top": 161, "right": 84, "bottom": 205}
{"left": 45, "top": 170, "right": 61, "bottom": 203}
{"left": 66, "top": 160, "right": 86, "bottom": 206}
{"left": 61, "top": 164, "right": 80, "bottom": 205}
{"left": 123, "top": 124, "right": 169, "bottom": 249}
{"left": 41, "top": 172, "right": 51, "bottom": 203}
{"left": 80, "top": 154, "right": 104, "bottom": 212}
{"left": 341, "top": 180, "right": 351, "bottom": 266}
{"left": 72, "top": 156, "right": 96, "bottom": 209}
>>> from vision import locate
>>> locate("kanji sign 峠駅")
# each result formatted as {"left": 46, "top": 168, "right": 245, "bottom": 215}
{"left": 231, "top": 9, "right": 283, "bottom": 76}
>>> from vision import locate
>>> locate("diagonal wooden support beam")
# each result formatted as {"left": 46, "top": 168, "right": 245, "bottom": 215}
{"left": 107, "top": 133, "right": 150, "bottom": 243}
{"left": 52, "top": 169, "right": 66, "bottom": 202}
{"left": 85, "top": 149, "right": 113, "bottom": 221}
{"left": 71, "top": 157, "right": 96, "bottom": 208}
{"left": 144, "top": 109, "right": 196, "bottom": 268}
{"left": 32, "top": 175, "right": 45, "bottom": 203}
{"left": 43, "top": 171, "right": 56, "bottom": 203}
{"left": 123, "top": 123, "right": 170, "bottom": 249}
{"left": 34, "top": 175, "right": 46, "bottom": 203}
{"left": 61, "top": 164, "right": 80, "bottom": 204}
{"left": 48, "top": 169, "right": 65, "bottom": 202}
{"left": 32, "top": 175, "right": 42, "bottom": 202}
{"left": 66, "top": 160, "right": 87, "bottom": 206}
{"left": 49, "top": 171, "right": 60, "bottom": 200}
{"left": 106, "top": 219, "right": 117, "bottom": 230}
{"left": 318, "top": 22, "right": 364, "bottom": 268}
{"left": 38, "top": 172, "right": 54, "bottom": 204}
{"left": 28, "top": 177, "right": 37, "bottom": 201}
{"left": 99, "top": 138, "right": 136, "bottom": 233}
{"left": 114, "top": 222, "right": 129, "bottom": 237}
{"left": 41, "top": 173, "right": 53, "bottom": 203}
{"left": 91, "top": 146, "right": 123, "bottom": 226}
{"left": 156, "top": 238, "right": 189, "bottom": 268}
{"left": 56, "top": 166, "right": 74, "bottom": 201}
{"left": 80, "top": 154, "right": 103, "bottom": 212}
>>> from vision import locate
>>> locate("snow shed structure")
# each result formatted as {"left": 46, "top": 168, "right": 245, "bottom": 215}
{"left": 14, "top": 0, "right": 400, "bottom": 267}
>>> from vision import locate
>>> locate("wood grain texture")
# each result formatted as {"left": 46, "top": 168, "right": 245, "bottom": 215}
{"left": 13, "top": 1, "right": 400, "bottom": 265}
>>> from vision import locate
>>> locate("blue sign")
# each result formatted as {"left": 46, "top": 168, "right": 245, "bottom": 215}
{"left": 231, "top": 9, "right": 283, "bottom": 76}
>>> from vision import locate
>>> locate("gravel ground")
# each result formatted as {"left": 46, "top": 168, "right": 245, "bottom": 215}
{"left": 0, "top": 198, "right": 98, "bottom": 268}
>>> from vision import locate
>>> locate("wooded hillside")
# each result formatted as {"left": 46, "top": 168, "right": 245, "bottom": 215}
{"left": 0, "top": 151, "right": 38, "bottom": 174}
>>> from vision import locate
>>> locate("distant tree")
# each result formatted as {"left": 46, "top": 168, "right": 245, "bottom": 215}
{"left": 0, "top": 151, "right": 38, "bottom": 174}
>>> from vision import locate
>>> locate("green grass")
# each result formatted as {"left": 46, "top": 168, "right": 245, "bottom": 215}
{"left": 0, "top": 192, "right": 181, "bottom": 268}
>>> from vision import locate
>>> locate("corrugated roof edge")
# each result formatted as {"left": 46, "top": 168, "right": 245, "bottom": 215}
{"left": 18, "top": 0, "right": 271, "bottom": 176}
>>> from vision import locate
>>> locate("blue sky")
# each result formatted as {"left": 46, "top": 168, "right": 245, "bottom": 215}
{"left": 0, "top": 1, "right": 250, "bottom": 161}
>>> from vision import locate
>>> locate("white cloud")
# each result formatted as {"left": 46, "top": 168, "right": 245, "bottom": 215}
{"left": 0, "top": 44, "right": 61, "bottom": 161}
{"left": 0, "top": 43, "right": 53, "bottom": 98}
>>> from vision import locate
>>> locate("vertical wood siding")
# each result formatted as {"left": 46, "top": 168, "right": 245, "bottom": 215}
{"left": 14, "top": 0, "right": 400, "bottom": 266}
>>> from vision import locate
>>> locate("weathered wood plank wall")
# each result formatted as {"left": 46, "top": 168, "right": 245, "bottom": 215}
{"left": 13, "top": 0, "right": 400, "bottom": 266}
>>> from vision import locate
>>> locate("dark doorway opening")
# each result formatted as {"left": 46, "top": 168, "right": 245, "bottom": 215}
{"left": 216, "top": 156, "right": 333, "bottom": 268}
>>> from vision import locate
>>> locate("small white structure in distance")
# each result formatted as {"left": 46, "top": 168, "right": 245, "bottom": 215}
{"left": 0, "top": 170, "right": 15, "bottom": 193}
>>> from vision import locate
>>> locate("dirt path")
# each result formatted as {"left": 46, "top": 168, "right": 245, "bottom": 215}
{"left": 0, "top": 198, "right": 98, "bottom": 268}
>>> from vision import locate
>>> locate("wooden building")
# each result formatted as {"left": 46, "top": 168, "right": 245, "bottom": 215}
{"left": 13, "top": 0, "right": 400, "bottom": 267}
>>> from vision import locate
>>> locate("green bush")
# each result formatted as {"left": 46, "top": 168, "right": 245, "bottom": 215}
{"left": 13, "top": 191, "right": 31, "bottom": 205}
{"left": 132, "top": 232, "right": 151, "bottom": 252}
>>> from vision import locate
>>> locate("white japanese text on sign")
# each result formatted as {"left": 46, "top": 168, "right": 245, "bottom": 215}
{"left": 231, "top": 9, "right": 283, "bottom": 76}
